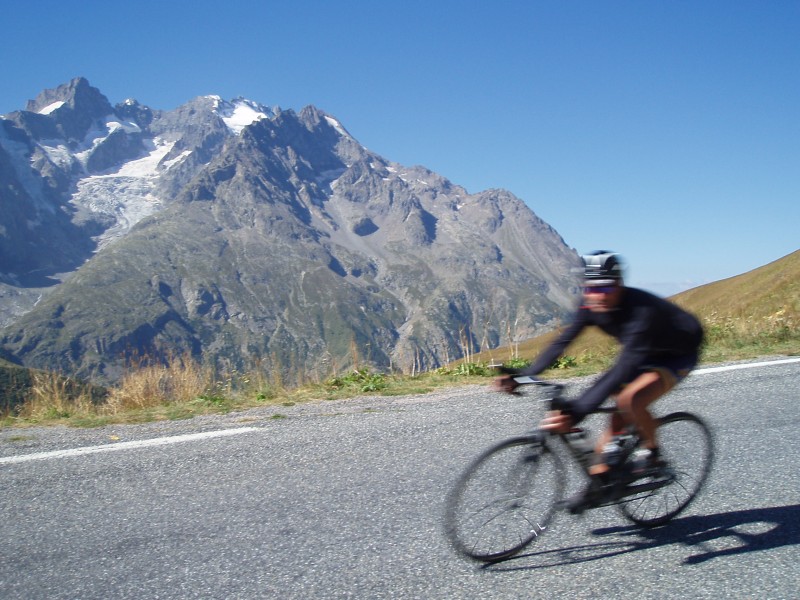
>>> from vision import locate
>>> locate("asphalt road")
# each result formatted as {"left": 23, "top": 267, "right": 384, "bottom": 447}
{"left": 1, "top": 358, "right": 798, "bottom": 599}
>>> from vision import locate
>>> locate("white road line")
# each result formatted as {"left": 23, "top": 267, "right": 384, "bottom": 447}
{"left": 693, "top": 357, "right": 800, "bottom": 374}
{"left": 0, "top": 427, "right": 259, "bottom": 465}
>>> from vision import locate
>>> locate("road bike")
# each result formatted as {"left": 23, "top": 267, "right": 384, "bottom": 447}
{"left": 444, "top": 377, "right": 714, "bottom": 563}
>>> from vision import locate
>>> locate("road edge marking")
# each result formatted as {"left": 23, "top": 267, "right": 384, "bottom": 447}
{"left": 693, "top": 357, "right": 800, "bottom": 375}
{"left": 0, "top": 427, "right": 259, "bottom": 465}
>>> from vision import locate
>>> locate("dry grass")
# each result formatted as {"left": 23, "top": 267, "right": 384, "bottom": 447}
{"left": 672, "top": 250, "right": 799, "bottom": 361}
{"left": 105, "top": 355, "right": 215, "bottom": 413}
{"left": 15, "top": 371, "right": 96, "bottom": 422}
{"left": 3, "top": 353, "right": 275, "bottom": 426}
{"left": 2, "top": 250, "right": 798, "bottom": 428}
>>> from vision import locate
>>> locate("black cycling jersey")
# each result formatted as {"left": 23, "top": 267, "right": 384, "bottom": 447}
{"left": 521, "top": 287, "right": 703, "bottom": 423}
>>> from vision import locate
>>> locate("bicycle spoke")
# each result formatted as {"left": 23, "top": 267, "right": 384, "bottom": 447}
{"left": 618, "top": 412, "right": 713, "bottom": 527}
{"left": 444, "top": 437, "right": 564, "bottom": 561}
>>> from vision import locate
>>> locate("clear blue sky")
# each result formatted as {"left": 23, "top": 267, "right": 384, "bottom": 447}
{"left": 2, "top": 0, "right": 798, "bottom": 295}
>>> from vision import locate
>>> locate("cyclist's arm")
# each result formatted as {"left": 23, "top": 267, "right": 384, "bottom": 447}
{"left": 518, "top": 311, "right": 588, "bottom": 377}
{"left": 566, "top": 306, "right": 654, "bottom": 423}
{"left": 566, "top": 358, "right": 643, "bottom": 424}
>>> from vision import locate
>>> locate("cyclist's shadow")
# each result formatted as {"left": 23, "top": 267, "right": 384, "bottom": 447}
{"left": 489, "top": 503, "right": 800, "bottom": 570}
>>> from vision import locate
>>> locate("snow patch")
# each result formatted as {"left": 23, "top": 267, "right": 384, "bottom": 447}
{"left": 213, "top": 98, "right": 275, "bottom": 135}
{"left": 69, "top": 115, "right": 144, "bottom": 167}
{"left": 105, "top": 118, "right": 141, "bottom": 135}
{"left": 39, "top": 101, "right": 65, "bottom": 115}
{"left": 161, "top": 149, "right": 192, "bottom": 170}
{"left": 39, "top": 140, "right": 73, "bottom": 168}
{"left": 70, "top": 138, "right": 179, "bottom": 248}
{"left": 93, "top": 137, "right": 176, "bottom": 177}
{"left": 324, "top": 116, "right": 348, "bottom": 137}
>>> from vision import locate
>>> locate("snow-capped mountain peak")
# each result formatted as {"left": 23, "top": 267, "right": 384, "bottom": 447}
{"left": 207, "top": 96, "right": 277, "bottom": 134}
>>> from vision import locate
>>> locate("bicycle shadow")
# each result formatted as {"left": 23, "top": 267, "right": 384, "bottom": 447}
{"left": 485, "top": 503, "right": 800, "bottom": 571}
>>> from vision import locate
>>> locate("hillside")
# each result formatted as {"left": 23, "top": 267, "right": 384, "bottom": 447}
{"left": 467, "top": 249, "right": 800, "bottom": 370}
{"left": 672, "top": 250, "right": 799, "bottom": 324}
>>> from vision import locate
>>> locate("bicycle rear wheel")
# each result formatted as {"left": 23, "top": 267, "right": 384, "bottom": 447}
{"left": 618, "top": 412, "right": 713, "bottom": 527}
{"left": 444, "top": 434, "right": 565, "bottom": 562}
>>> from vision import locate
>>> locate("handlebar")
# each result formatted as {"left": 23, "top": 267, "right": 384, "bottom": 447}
{"left": 510, "top": 376, "right": 564, "bottom": 395}
{"left": 499, "top": 370, "right": 618, "bottom": 417}
{"left": 495, "top": 368, "right": 566, "bottom": 408}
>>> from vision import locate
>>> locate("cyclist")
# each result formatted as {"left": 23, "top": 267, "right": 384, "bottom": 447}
{"left": 495, "top": 251, "right": 704, "bottom": 513}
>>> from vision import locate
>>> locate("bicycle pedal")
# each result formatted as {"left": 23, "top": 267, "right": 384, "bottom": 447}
{"left": 557, "top": 497, "right": 592, "bottom": 516}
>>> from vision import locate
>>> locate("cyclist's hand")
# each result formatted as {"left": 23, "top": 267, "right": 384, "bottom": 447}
{"left": 494, "top": 376, "right": 520, "bottom": 394}
{"left": 539, "top": 410, "right": 573, "bottom": 433}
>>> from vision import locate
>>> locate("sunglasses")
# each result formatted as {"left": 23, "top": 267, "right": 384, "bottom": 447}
{"left": 583, "top": 285, "right": 618, "bottom": 294}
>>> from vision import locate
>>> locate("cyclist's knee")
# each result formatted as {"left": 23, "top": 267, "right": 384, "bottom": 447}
{"left": 615, "top": 389, "right": 640, "bottom": 414}
{"left": 619, "top": 391, "right": 660, "bottom": 415}
{"left": 618, "top": 372, "right": 668, "bottom": 412}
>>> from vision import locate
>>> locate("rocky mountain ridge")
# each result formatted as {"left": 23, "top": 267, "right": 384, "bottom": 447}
{"left": 0, "top": 78, "right": 580, "bottom": 383}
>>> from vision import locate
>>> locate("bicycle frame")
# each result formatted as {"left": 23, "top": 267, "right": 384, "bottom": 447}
{"left": 515, "top": 376, "right": 662, "bottom": 496}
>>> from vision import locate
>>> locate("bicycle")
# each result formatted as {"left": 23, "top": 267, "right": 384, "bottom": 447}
{"left": 444, "top": 377, "right": 714, "bottom": 563}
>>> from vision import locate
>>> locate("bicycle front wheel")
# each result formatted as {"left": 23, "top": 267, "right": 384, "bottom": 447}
{"left": 444, "top": 435, "right": 565, "bottom": 562}
{"left": 619, "top": 412, "right": 714, "bottom": 527}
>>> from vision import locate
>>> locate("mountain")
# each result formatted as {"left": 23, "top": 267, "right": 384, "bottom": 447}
{"left": 0, "top": 78, "right": 580, "bottom": 384}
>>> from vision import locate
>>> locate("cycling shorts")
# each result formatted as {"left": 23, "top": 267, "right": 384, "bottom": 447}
{"left": 639, "top": 352, "right": 699, "bottom": 387}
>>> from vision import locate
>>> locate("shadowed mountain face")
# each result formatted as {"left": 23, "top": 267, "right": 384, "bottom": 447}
{"left": 0, "top": 78, "right": 580, "bottom": 383}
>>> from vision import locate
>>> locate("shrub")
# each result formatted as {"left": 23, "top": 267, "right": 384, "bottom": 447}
{"left": 454, "top": 362, "right": 493, "bottom": 376}
{"left": 325, "top": 368, "right": 388, "bottom": 393}
{"left": 503, "top": 358, "right": 531, "bottom": 370}
{"left": 550, "top": 355, "right": 578, "bottom": 369}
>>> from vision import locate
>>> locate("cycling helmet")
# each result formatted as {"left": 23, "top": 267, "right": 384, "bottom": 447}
{"left": 582, "top": 251, "right": 624, "bottom": 283}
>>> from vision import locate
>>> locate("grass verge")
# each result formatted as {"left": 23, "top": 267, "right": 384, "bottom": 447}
{"left": 1, "top": 332, "right": 796, "bottom": 429}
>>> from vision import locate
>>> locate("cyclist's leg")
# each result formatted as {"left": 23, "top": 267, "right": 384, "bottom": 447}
{"left": 588, "top": 370, "right": 674, "bottom": 477}
{"left": 589, "top": 413, "right": 624, "bottom": 476}
{"left": 617, "top": 349, "right": 700, "bottom": 452}
{"left": 615, "top": 369, "right": 676, "bottom": 450}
